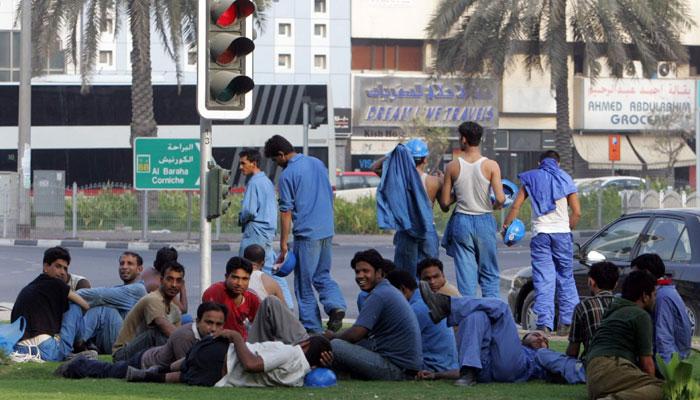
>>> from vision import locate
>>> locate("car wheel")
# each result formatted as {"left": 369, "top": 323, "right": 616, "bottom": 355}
{"left": 521, "top": 291, "right": 539, "bottom": 331}
{"left": 682, "top": 298, "right": 699, "bottom": 336}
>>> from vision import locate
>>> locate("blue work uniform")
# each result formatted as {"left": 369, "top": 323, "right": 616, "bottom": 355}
{"left": 654, "top": 283, "right": 692, "bottom": 362}
{"left": 409, "top": 291, "right": 458, "bottom": 372}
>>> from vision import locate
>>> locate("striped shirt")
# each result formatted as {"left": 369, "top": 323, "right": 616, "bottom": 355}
{"left": 568, "top": 291, "right": 615, "bottom": 360}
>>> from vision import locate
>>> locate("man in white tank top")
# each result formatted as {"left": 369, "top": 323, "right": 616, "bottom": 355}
{"left": 503, "top": 151, "right": 581, "bottom": 335}
{"left": 242, "top": 244, "right": 289, "bottom": 308}
{"left": 440, "top": 122, "right": 505, "bottom": 298}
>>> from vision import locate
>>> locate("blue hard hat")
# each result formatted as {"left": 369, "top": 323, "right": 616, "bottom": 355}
{"left": 404, "top": 139, "right": 429, "bottom": 158}
{"left": 273, "top": 251, "right": 296, "bottom": 277}
{"left": 504, "top": 219, "right": 526, "bottom": 246}
{"left": 304, "top": 368, "right": 337, "bottom": 388}
{"left": 490, "top": 178, "right": 519, "bottom": 208}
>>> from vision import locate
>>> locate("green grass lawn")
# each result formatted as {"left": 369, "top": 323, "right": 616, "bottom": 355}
{"left": 0, "top": 341, "right": 698, "bottom": 400}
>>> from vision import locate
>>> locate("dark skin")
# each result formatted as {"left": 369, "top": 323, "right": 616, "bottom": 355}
{"left": 271, "top": 150, "right": 297, "bottom": 265}
{"left": 152, "top": 268, "right": 184, "bottom": 337}
{"left": 224, "top": 268, "right": 251, "bottom": 306}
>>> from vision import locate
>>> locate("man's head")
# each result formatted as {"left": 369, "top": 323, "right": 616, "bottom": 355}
{"left": 263, "top": 135, "right": 295, "bottom": 168}
{"left": 631, "top": 253, "right": 665, "bottom": 279}
{"left": 587, "top": 261, "right": 619, "bottom": 294}
{"left": 224, "top": 257, "right": 253, "bottom": 296}
{"left": 457, "top": 121, "right": 483, "bottom": 150}
{"left": 154, "top": 246, "right": 178, "bottom": 273}
{"left": 350, "top": 249, "right": 385, "bottom": 292}
{"left": 159, "top": 261, "right": 185, "bottom": 300}
{"left": 239, "top": 148, "right": 262, "bottom": 176}
{"left": 299, "top": 335, "right": 332, "bottom": 368}
{"left": 522, "top": 331, "right": 549, "bottom": 349}
{"left": 621, "top": 270, "right": 657, "bottom": 311}
{"left": 417, "top": 258, "right": 447, "bottom": 293}
{"left": 243, "top": 244, "right": 266, "bottom": 270}
{"left": 539, "top": 150, "right": 560, "bottom": 163}
{"left": 43, "top": 246, "right": 71, "bottom": 282}
{"left": 380, "top": 258, "right": 396, "bottom": 277}
{"left": 386, "top": 270, "right": 417, "bottom": 301}
{"left": 195, "top": 302, "right": 227, "bottom": 337}
{"left": 119, "top": 251, "right": 144, "bottom": 284}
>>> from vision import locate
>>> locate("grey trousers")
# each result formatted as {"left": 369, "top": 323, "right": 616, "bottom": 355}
{"left": 112, "top": 327, "right": 167, "bottom": 363}
{"left": 247, "top": 296, "right": 308, "bottom": 345}
{"left": 330, "top": 339, "right": 407, "bottom": 381}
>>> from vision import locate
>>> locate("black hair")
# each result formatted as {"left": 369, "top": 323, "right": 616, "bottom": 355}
{"left": 154, "top": 246, "right": 178, "bottom": 273}
{"left": 121, "top": 251, "right": 143, "bottom": 267}
{"left": 621, "top": 270, "right": 657, "bottom": 302}
{"left": 263, "top": 135, "right": 294, "bottom": 158}
{"left": 161, "top": 260, "right": 185, "bottom": 277}
{"left": 243, "top": 244, "right": 266, "bottom": 265}
{"left": 381, "top": 259, "right": 396, "bottom": 275}
{"left": 416, "top": 257, "right": 444, "bottom": 278}
{"left": 304, "top": 335, "right": 332, "bottom": 368}
{"left": 239, "top": 148, "right": 262, "bottom": 166}
{"left": 414, "top": 156, "right": 427, "bottom": 166}
{"left": 386, "top": 270, "right": 417, "bottom": 292}
{"left": 457, "top": 121, "right": 483, "bottom": 147}
{"left": 196, "top": 301, "right": 228, "bottom": 321}
{"left": 539, "top": 150, "right": 560, "bottom": 163}
{"left": 631, "top": 253, "right": 665, "bottom": 279}
{"left": 350, "top": 249, "right": 385, "bottom": 272}
{"left": 588, "top": 262, "right": 619, "bottom": 291}
{"left": 225, "top": 256, "right": 253, "bottom": 276}
{"left": 43, "top": 246, "right": 71, "bottom": 266}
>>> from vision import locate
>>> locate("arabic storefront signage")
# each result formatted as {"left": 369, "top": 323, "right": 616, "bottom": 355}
{"left": 133, "top": 138, "right": 201, "bottom": 190}
{"left": 334, "top": 108, "right": 351, "bottom": 134}
{"left": 353, "top": 77, "right": 499, "bottom": 128}
{"left": 574, "top": 77, "right": 696, "bottom": 131}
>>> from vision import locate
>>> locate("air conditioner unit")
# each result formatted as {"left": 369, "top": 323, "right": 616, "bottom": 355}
{"left": 656, "top": 62, "right": 677, "bottom": 79}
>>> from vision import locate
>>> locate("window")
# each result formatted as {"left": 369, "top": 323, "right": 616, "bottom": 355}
{"left": 494, "top": 131, "right": 509, "bottom": 150}
{"left": 638, "top": 218, "right": 685, "bottom": 261}
{"left": 314, "top": 24, "right": 327, "bottom": 38}
{"left": 278, "top": 23, "right": 291, "bottom": 37}
{"left": 586, "top": 217, "right": 648, "bottom": 261}
{"left": 187, "top": 51, "right": 197, "bottom": 65}
{"left": 99, "top": 50, "right": 113, "bottom": 65}
{"left": 314, "top": 0, "right": 326, "bottom": 13}
{"left": 278, "top": 53, "right": 291, "bottom": 69}
{"left": 672, "top": 228, "right": 692, "bottom": 262}
{"left": 314, "top": 54, "right": 327, "bottom": 70}
{"left": 101, "top": 18, "right": 114, "bottom": 33}
{"left": 351, "top": 39, "right": 424, "bottom": 71}
{"left": 0, "top": 31, "right": 64, "bottom": 81}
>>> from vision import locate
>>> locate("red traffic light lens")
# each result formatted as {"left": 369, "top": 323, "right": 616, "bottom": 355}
{"left": 215, "top": 0, "right": 255, "bottom": 27}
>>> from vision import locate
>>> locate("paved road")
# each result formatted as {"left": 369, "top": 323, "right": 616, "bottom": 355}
{"left": 0, "top": 239, "right": 532, "bottom": 319}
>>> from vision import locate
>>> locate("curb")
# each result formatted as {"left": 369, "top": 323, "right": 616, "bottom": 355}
{"left": 0, "top": 238, "right": 230, "bottom": 253}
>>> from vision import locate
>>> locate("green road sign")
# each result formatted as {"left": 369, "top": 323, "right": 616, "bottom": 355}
{"left": 133, "top": 138, "right": 201, "bottom": 190}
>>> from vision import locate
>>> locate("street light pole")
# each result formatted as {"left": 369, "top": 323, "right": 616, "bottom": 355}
{"left": 199, "top": 117, "right": 212, "bottom": 296}
{"left": 17, "top": 0, "right": 32, "bottom": 238}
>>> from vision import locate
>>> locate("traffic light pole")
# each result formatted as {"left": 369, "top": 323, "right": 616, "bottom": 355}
{"left": 17, "top": 0, "right": 32, "bottom": 238}
{"left": 302, "top": 100, "right": 309, "bottom": 156}
{"left": 199, "top": 117, "right": 212, "bottom": 295}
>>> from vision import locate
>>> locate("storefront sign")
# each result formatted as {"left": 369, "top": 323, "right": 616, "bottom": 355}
{"left": 609, "top": 134, "right": 621, "bottom": 161}
{"left": 353, "top": 77, "right": 499, "bottom": 128}
{"left": 574, "top": 78, "right": 696, "bottom": 131}
{"left": 334, "top": 108, "right": 351, "bottom": 134}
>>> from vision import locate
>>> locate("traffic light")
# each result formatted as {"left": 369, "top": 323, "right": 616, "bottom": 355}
{"left": 308, "top": 101, "right": 327, "bottom": 129}
{"left": 197, "top": 0, "right": 255, "bottom": 120}
{"left": 206, "top": 165, "right": 231, "bottom": 220}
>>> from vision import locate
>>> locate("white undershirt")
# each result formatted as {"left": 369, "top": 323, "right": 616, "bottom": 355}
{"left": 532, "top": 197, "right": 570, "bottom": 235}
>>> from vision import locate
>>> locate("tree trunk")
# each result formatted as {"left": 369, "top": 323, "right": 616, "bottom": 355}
{"left": 129, "top": 0, "right": 158, "bottom": 145}
{"left": 551, "top": 0, "right": 573, "bottom": 174}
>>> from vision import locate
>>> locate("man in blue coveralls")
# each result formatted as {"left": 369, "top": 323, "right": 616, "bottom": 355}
{"left": 264, "top": 135, "right": 346, "bottom": 333}
{"left": 237, "top": 148, "right": 293, "bottom": 308}
{"left": 417, "top": 282, "right": 586, "bottom": 387}
{"left": 504, "top": 150, "right": 581, "bottom": 334}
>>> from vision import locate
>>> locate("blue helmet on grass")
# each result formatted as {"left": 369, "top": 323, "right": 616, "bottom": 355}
{"left": 405, "top": 138, "right": 429, "bottom": 158}
{"left": 504, "top": 219, "right": 526, "bottom": 246}
{"left": 304, "top": 368, "right": 337, "bottom": 388}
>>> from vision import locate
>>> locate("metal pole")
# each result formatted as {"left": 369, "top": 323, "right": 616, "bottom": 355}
{"left": 215, "top": 217, "right": 221, "bottom": 241}
{"left": 596, "top": 189, "right": 603, "bottom": 229}
{"left": 200, "top": 117, "right": 212, "bottom": 295}
{"left": 141, "top": 190, "right": 148, "bottom": 240}
{"left": 3, "top": 190, "right": 7, "bottom": 238}
{"left": 17, "top": 0, "right": 32, "bottom": 238}
{"left": 72, "top": 182, "right": 77, "bottom": 238}
{"left": 696, "top": 82, "right": 699, "bottom": 194}
{"left": 326, "top": 84, "right": 337, "bottom": 185}
{"left": 186, "top": 191, "right": 192, "bottom": 241}
{"left": 302, "top": 100, "right": 309, "bottom": 156}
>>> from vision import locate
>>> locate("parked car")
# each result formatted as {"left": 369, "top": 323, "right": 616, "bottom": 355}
{"left": 575, "top": 176, "right": 646, "bottom": 194}
{"left": 334, "top": 171, "right": 380, "bottom": 202}
{"left": 507, "top": 209, "right": 700, "bottom": 334}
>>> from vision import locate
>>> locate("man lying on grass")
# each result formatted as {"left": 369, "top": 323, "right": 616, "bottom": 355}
{"left": 417, "top": 282, "right": 586, "bottom": 386}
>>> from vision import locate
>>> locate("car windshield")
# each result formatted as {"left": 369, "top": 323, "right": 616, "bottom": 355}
{"left": 577, "top": 179, "right": 603, "bottom": 193}
{"left": 586, "top": 217, "right": 648, "bottom": 261}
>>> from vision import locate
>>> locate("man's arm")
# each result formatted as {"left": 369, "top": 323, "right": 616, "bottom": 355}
{"left": 239, "top": 184, "right": 259, "bottom": 224}
{"left": 217, "top": 330, "right": 265, "bottom": 372}
{"left": 152, "top": 316, "right": 178, "bottom": 337}
{"left": 68, "top": 290, "right": 90, "bottom": 311}
{"left": 567, "top": 193, "right": 581, "bottom": 230}
{"left": 369, "top": 156, "right": 387, "bottom": 176}
{"left": 416, "top": 369, "right": 460, "bottom": 380}
{"left": 639, "top": 355, "right": 656, "bottom": 376}
{"left": 566, "top": 341, "right": 581, "bottom": 359}
{"left": 325, "top": 325, "right": 369, "bottom": 344}
{"left": 654, "top": 297, "right": 678, "bottom": 363}
{"left": 277, "top": 211, "right": 292, "bottom": 264}
{"left": 487, "top": 160, "right": 505, "bottom": 210}
{"left": 439, "top": 161, "right": 456, "bottom": 212}
{"left": 261, "top": 274, "right": 287, "bottom": 308}
{"left": 176, "top": 284, "right": 188, "bottom": 314}
{"left": 503, "top": 187, "right": 527, "bottom": 233}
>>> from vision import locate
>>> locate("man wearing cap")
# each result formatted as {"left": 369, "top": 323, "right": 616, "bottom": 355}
{"left": 503, "top": 150, "right": 581, "bottom": 335}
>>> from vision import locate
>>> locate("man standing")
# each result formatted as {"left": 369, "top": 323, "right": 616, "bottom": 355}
{"left": 327, "top": 249, "right": 422, "bottom": 381}
{"left": 441, "top": 121, "right": 505, "bottom": 297}
{"left": 202, "top": 257, "right": 260, "bottom": 339}
{"left": 264, "top": 135, "right": 346, "bottom": 333}
{"left": 11, "top": 247, "right": 91, "bottom": 361}
{"left": 586, "top": 270, "right": 663, "bottom": 400}
{"left": 566, "top": 261, "right": 618, "bottom": 360}
{"left": 237, "top": 148, "right": 293, "bottom": 306}
{"left": 417, "top": 258, "right": 460, "bottom": 297}
{"left": 504, "top": 150, "right": 581, "bottom": 334}
{"left": 112, "top": 261, "right": 184, "bottom": 362}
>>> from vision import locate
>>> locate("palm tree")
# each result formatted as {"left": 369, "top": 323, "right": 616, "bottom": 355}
{"left": 427, "top": 0, "right": 693, "bottom": 172}
{"left": 27, "top": 0, "right": 270, "bottom": 144}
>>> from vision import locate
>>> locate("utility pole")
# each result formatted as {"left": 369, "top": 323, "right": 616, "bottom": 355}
{"left": 302, "top": 98, "right": 310, "bottom": 156}
{"left": 17, "top": 0, "right": 32, "bottom": 238}
{"left": 199, "top": 118, "right": 212, "bottom": 295}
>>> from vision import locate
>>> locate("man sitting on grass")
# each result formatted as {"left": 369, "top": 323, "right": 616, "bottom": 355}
{"left": 417, "top": 258, "right": 460, "bottom": 297}
{"left": 586, "top": 270, "right": 663, "bottom": 400}
{"left": 112, "top": 261, "right": 184, "bottom": 362}
{"left": 418, "top": 282, "right": 585, "bottom": 386}
{"left": 356, "top": 258, "right": 395, "bottom": 311}
{"left": 566, "top": 261, "right": 618, "bottom": 361}
{"left": 326, "top": 249, "right": 422, "bottom": 381}
{"left": 55, "top": 302, "right": 227, "bottom": 379}
{"left": 242, "top": 244, "right": 289, "bottom": 307}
